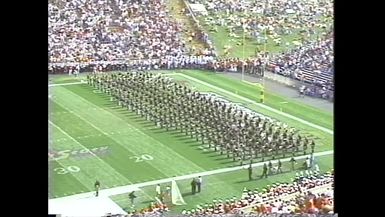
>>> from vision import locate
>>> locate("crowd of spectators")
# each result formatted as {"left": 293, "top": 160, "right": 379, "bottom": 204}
{"left": 269, "top": 31, "right": 333, "bottom": 81}
{"left": 48, "top": 55, "right": 266, "bottom": 75}
{"left": 268, "top": 30, "right": 334, "bottom": 100}
{"left": 110, "top": 170, "right": 333, "bottom": 217}
{"left": 49, "top": 0, "right": 188, "bottom": 64}
{"left": 48, "top": 0, "right": 333, "bottom": 100}
{"left": 125, "top": 202, "right": 169, "bottom": 217}
{"left": 180, "top": 170, "right": 333, "bottom": 216}
{"left": 187, "top": 0, "right": 334, "bottom": 99}
{"left": 190, "top": 0, "right": 333, "bottom": 40}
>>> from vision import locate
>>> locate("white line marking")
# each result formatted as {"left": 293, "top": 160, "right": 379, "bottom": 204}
{"left": 49, "top": 120, "right": 100, "bottom": 159}
{"left": 49, "top": 120, "right": 138, "bottom": 193}
{"left": 177, "top": 73, "right": 333, "bottom": 135}
{"left": 54, "top": 91, "right": 207, "bottom": 177}
{"left": 51, "top": 150, "right": 333, "bottom": 200}
{"left": 49, "top": 81, "right": 85, "bottom": 87}
{"left": 162, "top": 72, "right": 177, "bottom": 76}
{"left": 241, "top": 79, "right": 262, "bottom": 87}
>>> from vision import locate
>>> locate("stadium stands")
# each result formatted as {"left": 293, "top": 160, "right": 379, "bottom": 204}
{"left": 48, "top": 0, "right": 334, "bottom": 99}
{"left": 49, "top": 0, "right": 187, "bottom": 64}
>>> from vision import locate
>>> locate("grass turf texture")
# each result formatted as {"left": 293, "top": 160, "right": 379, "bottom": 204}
{"left": 49, "top": 71, "right": 333, "bottom": 213}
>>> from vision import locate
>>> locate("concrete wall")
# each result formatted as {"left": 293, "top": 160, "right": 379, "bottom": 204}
{"left": 264, "top": 71, "right": 303, "bottom": 88}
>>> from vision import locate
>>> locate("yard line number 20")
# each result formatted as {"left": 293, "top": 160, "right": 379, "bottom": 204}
{"left": 129, "top": 154, "right": 154, "bottom": 163}
{"left": 54, "top": 166, "right": 81, "bottom": 175}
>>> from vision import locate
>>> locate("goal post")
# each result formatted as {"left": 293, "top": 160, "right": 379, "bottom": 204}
{"left": 171, "top": 180, "right": 186, "bottom": 205}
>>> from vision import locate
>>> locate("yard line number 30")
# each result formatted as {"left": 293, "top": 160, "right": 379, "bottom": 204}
{"left": 129, "top": 154, "right": 154, "bottom": 163}
{"left": 54, "top": 166, "right": 81, "bottom": 175}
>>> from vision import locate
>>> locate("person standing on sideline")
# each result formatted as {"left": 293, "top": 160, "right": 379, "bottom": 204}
{"left": 248, "top": 163, "right": 253, "bottom": 180}
{"left": 299, "top": 85, "right": 305, "bottom": 97}
{"left": 155, "top": 184, "right": 161, "bottom": 198}
{"left": 290, "top": 157, "right": 296, "bottom": 171}
{"left": 268, "top": 161, "right": 273, "bottom": 175}
{"left": 129, "top": 191, "right": 137, "bottom": 205}
{"left": 261, "top": 163, "right": 268, "bottom": 178}
{"left": 305, "top": 157, "right": 311, "bottom": 169}
{"left": 94, "top": 180, "right": 100, "bottom": 197}
{"left": 196, "top": 176, "right": 202, "bottom": 193}
{"left": 191, "top": 178, "right": 197, "bottom": 195}
{"left": 277, "top": 159, "right": 283, "bottom": 173}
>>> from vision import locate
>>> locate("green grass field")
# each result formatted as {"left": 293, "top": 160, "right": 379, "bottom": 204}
{"left": 49, "top": 71, "right": 333, "bottom": 214}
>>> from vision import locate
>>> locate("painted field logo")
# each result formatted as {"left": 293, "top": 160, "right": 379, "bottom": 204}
{"left": 48, "top": 146, "right": 110, "bottom": 161}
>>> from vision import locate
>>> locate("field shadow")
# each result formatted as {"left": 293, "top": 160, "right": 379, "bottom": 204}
{"left": 173, "top": 137, "right": 196, "bottom": 146}
{"left": 171, "top": 133, "right": 191, "bottom": 139}
{"left": 188, "top": 143, "right": 204, "bottom": 147}
{"left": 233, "top": 179, "right": 256, "bottom": 184}
{"left": 213, "top": 156, "right": 231, "bottom": 161}
{"left": 103, "top": 103, "right": 118, "bottom": 107}
{"left": 181, "top": 140, "right": 200, "bottom": 144}
{"left": 199, "top": 150, "right": 218, "bottom": 155}
{"left": 108, "top": 107, "right": 127, "bottom": 112}
{"left": 220, "top": 160, "right": 238, "bottom": 165}
{"left": 206, "top": 151, "right": 221, "bottom": 156}
{"left": 115, "top": 110, "right": 135, "bottom": 116}
{"left": 133, "top": 119, "right": 153, "bottom": 125}
{"left": 167, "top": 130, "right": 184, "bottom": 135}
{"left": 150, "top": 128, "right": 167, "bottom": 134}
{"left": 181, "top": 192, "right": 194, "bottom": 197}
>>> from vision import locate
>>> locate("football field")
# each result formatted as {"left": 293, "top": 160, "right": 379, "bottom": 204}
{"left": 48, "top": 70, "right": 333, "bottom": 214}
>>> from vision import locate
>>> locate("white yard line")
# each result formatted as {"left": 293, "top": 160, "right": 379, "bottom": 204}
{"left": 49, "top": 81, "right": 85, "bottom": 87}
{"left": 49, "top": 105, "right": 159, "bottom": 201}
{"left": 50, "top": 150, "right": 333, "bottom": 202}
{"left": 163, "top": 73, "right": 177, "bottom": 76}
{"left": 49, "top": 120, "right": 131, "bottom": 186}
{"left": 49, "top": 120, "right": 100, "bottom": 159}
{"left": 241, "top": 79, "right": 263, "bottom": 87}
{"left": 55, "top": 89, "right": 207, "bottom": 174}
{"left": 176, "top": 73, "right": 333, "bottom": 135}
